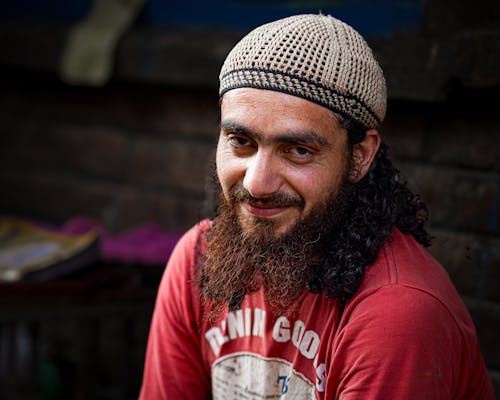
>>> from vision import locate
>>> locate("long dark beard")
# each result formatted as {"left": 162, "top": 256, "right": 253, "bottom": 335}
{"left": 197, "top": 142, "right": 432, "bottom": 317}
{"left": 197, "top": 180, "right": 353, "bottom": 317}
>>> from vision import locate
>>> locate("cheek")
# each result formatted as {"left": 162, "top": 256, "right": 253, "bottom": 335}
{"left": 216, "top": 148, "right": 242, "bottom": 196}
{"left": 215, "top": 148, "right": 224, "bottom": 182}
{"left": 215, "top": 153, "right": 229, "bottom": 194}
{"left": 298, "top": 165, "right": 347, "bottom": 210}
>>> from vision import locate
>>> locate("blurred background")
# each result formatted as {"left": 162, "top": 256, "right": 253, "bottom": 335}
{"left": 0, "top": 0, "right": 498, "bottom": 399}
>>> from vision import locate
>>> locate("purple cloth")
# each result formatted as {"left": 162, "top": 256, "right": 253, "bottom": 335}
{"left": 101, "top": 223, "right": 183, "bottom": 266}
{"left": 32, "top": 216, "right": 183, "bottom": 266}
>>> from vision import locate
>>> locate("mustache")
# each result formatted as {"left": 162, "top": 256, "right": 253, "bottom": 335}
{"left": 229, "top": 185, "right": 305, "bottom": 209}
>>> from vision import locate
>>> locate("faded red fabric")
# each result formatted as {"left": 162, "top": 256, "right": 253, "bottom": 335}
{"left": 139, "top": 220, "right": 494, "bottom": 400}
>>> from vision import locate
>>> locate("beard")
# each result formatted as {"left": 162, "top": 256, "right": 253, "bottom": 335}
{"left": 197, "top": 176, "right": 354, "bottom": 317}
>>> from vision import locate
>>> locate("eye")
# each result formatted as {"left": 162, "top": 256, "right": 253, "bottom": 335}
{"left": 228, "top": 134, "right": 249, "bottom": 147}
{"left": 226, "top": 133, "right": 255, "bottom": 154}
{"left": 292, "top": 146, "right": 310, "bottom": 156}
{"left": 284, "top": 145, "right": 314, "bottom": 162}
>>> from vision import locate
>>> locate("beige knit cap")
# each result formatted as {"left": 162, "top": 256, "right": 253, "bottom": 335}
{"left": 219, "top": 14, "right": 387, "bottom": 130}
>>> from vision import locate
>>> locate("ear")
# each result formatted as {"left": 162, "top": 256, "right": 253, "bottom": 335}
{"left": 348, "top": 129, "right": 381, "bottom": 183}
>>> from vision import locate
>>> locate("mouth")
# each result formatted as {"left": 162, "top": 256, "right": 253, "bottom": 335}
{"left": 230, "top": 185, "right": 304, "bottom": 221}
{"left": 242, "top": 202, "right": 291, "bottom": 219}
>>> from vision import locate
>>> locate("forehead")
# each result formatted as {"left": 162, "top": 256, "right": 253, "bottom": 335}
{"left": 220, "top": 88, "right": 346, "bottom": 143}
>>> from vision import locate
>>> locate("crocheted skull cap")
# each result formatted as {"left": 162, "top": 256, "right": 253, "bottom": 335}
{"left": 219, "top": 14, "right": 387, "bottom": 129}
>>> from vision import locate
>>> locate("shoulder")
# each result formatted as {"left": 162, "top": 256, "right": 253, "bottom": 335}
{"left": 171, "top": 219, "right": 211, "bottom": 260}
{"left": 342, "top": 229, "right": 482, "bottom": 357}
{"left": 334, "top": 280, "right": 494, "bottom": 398}
{"left": 339, "top": 231, "right": 482, "bottom": 379}
{"left": 343, "top": 284, "right": 461, "bottom": 341}
{"left": 162, "top": 219, "right": 211, "bottom": 279}
{"left": 331, "top": 282, "right": 490, "bottom": 398}
{"left": 355, "top": 229, "right": 470, "bottom": 326}
{"left": 155, "top": 219, "right": 211, "bottom": 311}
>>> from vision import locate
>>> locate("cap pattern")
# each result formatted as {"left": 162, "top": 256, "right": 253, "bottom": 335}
{"left": 219, "top": 14, "right": 387, "bottom": 129}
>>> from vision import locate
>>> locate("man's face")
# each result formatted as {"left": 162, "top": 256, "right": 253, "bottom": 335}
{"left": 216, "top": 88, "right": 350, "bottom": 239}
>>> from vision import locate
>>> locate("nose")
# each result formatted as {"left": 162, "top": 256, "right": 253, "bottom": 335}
{"left": 242, "top": 150, "right": 283, "bottom": 198}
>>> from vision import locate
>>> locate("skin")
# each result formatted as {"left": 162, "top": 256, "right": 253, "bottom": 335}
{"left": 216, "top": 88, "right": 380, "bottom": 237}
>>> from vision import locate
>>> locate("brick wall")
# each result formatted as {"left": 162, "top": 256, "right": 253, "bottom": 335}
{"left": 0, "top": 81, "right": 219, "bottom": 233}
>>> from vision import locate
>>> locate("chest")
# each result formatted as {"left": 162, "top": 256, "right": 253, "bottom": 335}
{"left": 200, "top": 293, "right": 342, "bottom": 399}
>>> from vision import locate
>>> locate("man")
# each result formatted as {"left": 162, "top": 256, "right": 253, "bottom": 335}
{"left": 140, "top": 14, "right": 494, "bottom": 399}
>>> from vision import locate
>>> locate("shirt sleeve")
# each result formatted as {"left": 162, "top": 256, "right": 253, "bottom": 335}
{"left": 139, "top": 222, "right": 211, "bottom": 400}
{"left": 326, "top": 285, "right": 494, "bottom": 400}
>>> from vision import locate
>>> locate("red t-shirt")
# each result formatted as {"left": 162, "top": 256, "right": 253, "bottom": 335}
{"left": 139, "top": 220, "right": 494, "bottom": 399}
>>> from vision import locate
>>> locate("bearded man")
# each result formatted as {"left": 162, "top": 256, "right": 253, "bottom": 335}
{"left": 139, "top": 14, "right": 494, "bottom": 399}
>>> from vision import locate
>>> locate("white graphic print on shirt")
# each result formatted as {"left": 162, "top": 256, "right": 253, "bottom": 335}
{"left": 205, "top": 307, "right": 327, "bottom": 395}
{"left": 212, "top": 353, "right": 315, "bottom": 399}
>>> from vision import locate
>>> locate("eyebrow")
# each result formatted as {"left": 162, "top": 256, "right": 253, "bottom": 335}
{"left": 220, "top": 120, "right": 330, "bottom": 147}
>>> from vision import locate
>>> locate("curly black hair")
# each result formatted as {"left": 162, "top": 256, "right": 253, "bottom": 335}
{"left": 306, "top": 136, "right": 432, "bottom": 302}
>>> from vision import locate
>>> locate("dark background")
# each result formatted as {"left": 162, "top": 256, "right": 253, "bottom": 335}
{"left": 0, "top": 0, "right": 499, "bottom": 399}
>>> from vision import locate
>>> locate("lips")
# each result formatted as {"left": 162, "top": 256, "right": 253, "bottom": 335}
{"left": 242, "top": 202, "right": 290, "bottom": 218}
{"left": 230, "top": 185, "right": 304, "bottom": 219}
